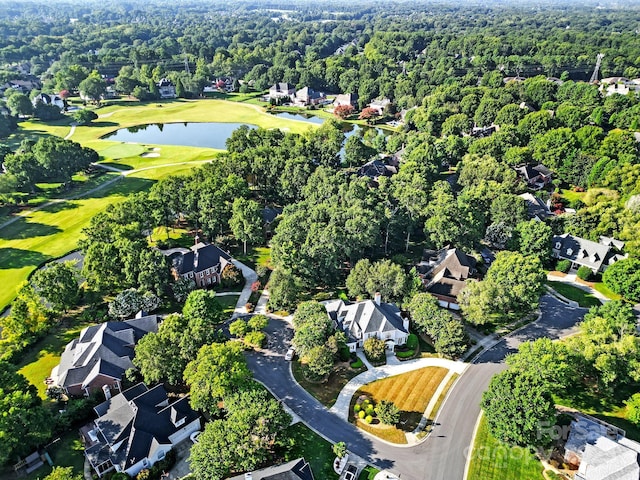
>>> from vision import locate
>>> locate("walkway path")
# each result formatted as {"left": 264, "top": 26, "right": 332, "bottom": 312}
{"left": 63, "top": 123, "right": 77, "bottom": 140}
{"left": 329, "top": 357, "right": 467, "bottom": 422}
{"left": 230, "top": 260, "right": 258, "bottom": 319}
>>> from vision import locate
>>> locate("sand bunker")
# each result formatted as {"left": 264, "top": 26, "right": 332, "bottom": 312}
{"left": 152, "top": 147, "right": 161, "bottom": 151}
{"left": 141, "top": 152, "right": 160, "bottom": 157}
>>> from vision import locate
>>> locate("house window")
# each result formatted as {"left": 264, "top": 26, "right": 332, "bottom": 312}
{"left": 200, "top": 272, "right": 204, "bottom": 278}
{"left": 158, "top": 450, "right": 166, "bottom": 460}
{"left": 555, "top": 242, "right": 561, "bottom": 250}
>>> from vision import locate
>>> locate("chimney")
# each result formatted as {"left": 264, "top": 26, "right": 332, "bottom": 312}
{"left": 102, "top": 384, "right": 112, "bottom": 401}
{"left": 374, "top": 292, "right": 381, "bottom": 305}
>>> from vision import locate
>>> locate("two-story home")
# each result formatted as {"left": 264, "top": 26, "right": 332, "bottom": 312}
{"left": 514, "top": 163, "right": 553, "bottom": 189}
{"left": 50, "top": 315, "right": 159, "bottom": 397}
{"left": 418, "top": 247, "right": 477, "bottom": 310}
{"left": 323, "top": 295, "right": 409, "bottom": 352}
{"left": 552, "top": 234, "right": 627, "bottom": 274}
{"left": 268, "top": 83, "right": 296, "bottom": 101}
{"left": 170, "top": 241, "right": 232, "bottom": 288}
{"left": 227, "top": 458, "right": 315, "bottom": 480}
{"left": 294, "top": 87, "right": 326, "bottom": 106}
{"left": 83, "top": 383, "right": 201, "bottom": 478}
{"left": 157, "top": 78, "right": 177, "bottom": 99}
{"left": 333, "top": 93, "right": 359, "bottom": 109}
{"left": 32, "top": 92, "right": 65, "bottom": 110}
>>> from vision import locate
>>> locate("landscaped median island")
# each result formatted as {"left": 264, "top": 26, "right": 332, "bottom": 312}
{"left": 348, "top": 366, "right": 457, "bottom": 444}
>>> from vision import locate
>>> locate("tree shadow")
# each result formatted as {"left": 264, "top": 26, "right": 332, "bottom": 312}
{"left": 90, "top": 121, "right": 119, "bottom": 128}
{"left": 0, "top": 217, "right": 62, "bottom": 240}
{"left": 40, "top": 201, "right": 79, "bottom": 214}
{"left": 97, "top": 162, "right": 134, "bottom": 171}
{"left": 0, "top": 247, "right": 50, "bottom": 269}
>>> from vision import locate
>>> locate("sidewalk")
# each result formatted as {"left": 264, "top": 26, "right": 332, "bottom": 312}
{"left": 329, "top": 356, "right": 467, "bottom": 421}
{"left": 230, "top": 260, "right": 258, "bottom": 319}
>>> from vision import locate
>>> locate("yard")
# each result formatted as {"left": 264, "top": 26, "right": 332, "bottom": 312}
{"left": 545, "top": 281, "right": 601, "bottom": 308}
{"left": 283, "top": 423, "right": 339, "bottom": 480}
{"left": 350, "top": 367, "right": 450, "bottom": 443}
{"left": 467, "top": 415, "right": 544, "bottom": 480}
{"left": 292, "top": 360, "right": 366, "bottom": 407}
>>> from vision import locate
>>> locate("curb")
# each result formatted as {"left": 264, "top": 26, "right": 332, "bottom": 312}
{"left": 463, "top": 411, "right": 484, "bottom": 480}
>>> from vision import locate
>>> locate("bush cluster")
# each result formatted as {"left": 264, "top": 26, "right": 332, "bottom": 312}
{"left": 555, "top": 259, "right": 572, "bottom": 273}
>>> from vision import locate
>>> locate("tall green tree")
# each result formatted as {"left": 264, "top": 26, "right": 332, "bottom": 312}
{"left": 30, "top": 261, "right": 79, "bottom": 312}
{"left": 230, "top": 197, "right": 264, "bottom": 254}
{"left": 481, "top": 369, "right": 556, "bottom": 448}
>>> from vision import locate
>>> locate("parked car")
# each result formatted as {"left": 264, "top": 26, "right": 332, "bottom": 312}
{"left": 285, "top": 347, "right": 295, "bottom": 361}
{"left": 344, "top": 465, "right": 358, "bottom": 480}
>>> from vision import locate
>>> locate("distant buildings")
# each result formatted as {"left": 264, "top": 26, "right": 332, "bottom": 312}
{"left": 157, "top": 78, "right": 177, "bottom": 99}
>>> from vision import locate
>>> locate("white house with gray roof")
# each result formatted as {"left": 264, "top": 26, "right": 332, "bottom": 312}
{"left": 51, "top": 315, "right": 158, "bottom": 397}
{"left": 564, "top": 415, "right": 640, "bottom": 480}
{"left": 552, "top": 234, "right": 627, "bottom": 274}
{"left": 83, "top": 383, "right": 200, "bottom": 477}
{"left": 323, "top": 295, "right": 409, "bottom": 352}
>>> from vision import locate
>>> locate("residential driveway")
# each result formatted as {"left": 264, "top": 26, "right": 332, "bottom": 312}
{"left": 247, "top": 294, "right": 587, "bottom": 480}
{"left": 475, "top": 294, "right": 587, "bottom": 363}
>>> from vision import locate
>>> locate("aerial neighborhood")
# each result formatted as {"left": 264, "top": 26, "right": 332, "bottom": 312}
{"left": 1, "top": 2, "right": 640, "bottom": 480}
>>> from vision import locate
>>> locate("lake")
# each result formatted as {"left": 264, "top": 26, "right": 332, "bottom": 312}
{"left": 102, "top": 122, "right": 256, "bottom": 150}
{"left": 101, "top": 120, "right": 387, "bottom": 159}
{"left": 271, "top": 112, "right": 326, "bottom": 125}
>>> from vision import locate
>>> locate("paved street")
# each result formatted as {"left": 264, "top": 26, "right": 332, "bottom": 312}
{"left": 246, "top": 293, "right": 588, "bottom": 480}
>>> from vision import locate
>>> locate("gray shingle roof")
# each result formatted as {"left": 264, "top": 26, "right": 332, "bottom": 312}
{"left": 324, "top": 299, "right": 407, "bottom": 342}
{"left": 552, "top": 234, "right": 613, "bottom": 272}
{"left": 87, "top": 383, "right": 200, "bottom": 473}
{"left": 227, "top": 458, "right": 314, "bottom": 480}
{"left": 54, "top": 316, "right": 158, "bottom": 390}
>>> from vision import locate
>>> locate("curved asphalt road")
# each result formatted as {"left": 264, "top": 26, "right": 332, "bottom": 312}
{"left": 247, "top": 294, "right": 587, "bottom": 480}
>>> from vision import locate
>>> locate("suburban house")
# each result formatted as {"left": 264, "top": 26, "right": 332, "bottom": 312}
{"left": 519, "top": 192, "right": 551, "bottom": 221}
{"left": 50, "top": 315, "right": 159, "bottom": 397}
{"left": 564, "top": 414, "right": 640, "bottom": 480}
{"left": 262, "top": 206, "right": 283, "bottom": 238}
{"left": 157, "top": 78, "right": 177, "bottom": 99}
{"left": 323, "top": 295, "right": 409, "bottom": 352}
{"left": 552, "top": 234, "right": 627, "bottom": 274}
{"left": 333, "top": 93, "right": 359, "bottom": 109}
{"left": 83, "top": 383, "right": 201, "bottom": 478}
{"left": 32, "top": 92, "right": 65, "bottom": 110}
{"left": 0, "top": 78, "right": 41, "bottom": 95}
{"left": 599, "top": 77, "right": 640, "bottom": 96}
{"left": 268, "top": 82, "right": 296, "bottom": 100}
{"left": 514, "top": 163, "right": 553, "bottom": 189}
{"left": 169, "top": 241, "right": 233, "bottom": 288}
{"left": 470, "top": 124, "right": 498, "bottom": 138}
{"left": 294, "top": 86, "right": 326, "bottom": 106}
{"left": 357, "top": 157, "right": 398, "bottom": 184}
{"left": 227, "top": 458, "right": 314, "bottom": 480}
{"left": 418, "top": 247, "right": 477, "bottom": 310}
{"left": 368, "top": 97, "right": 391, "bottom": 115}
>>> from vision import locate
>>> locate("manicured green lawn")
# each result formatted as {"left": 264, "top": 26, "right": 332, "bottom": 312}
{"left": 292, "top": 360, "right": 366, "bottom": 408}
{"left": 467, "top": 416, "right": 544, "bottom": 480}
{"left": 284, "top": 423, "right": 339, "bottom": 480}
{"left": 17, "top": 315, "right": 96, "bottom": 399}
{"left": 0, "top": 175, "right": 152, "bottom": 311}
{"left": 546, "top": 281, "right": 601, "bottom": 308}
{"left": 592, "top": 282, "right": 623, "bottom": 300}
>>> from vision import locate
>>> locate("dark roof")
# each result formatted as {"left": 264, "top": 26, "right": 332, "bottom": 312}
{"left": 262, "top": 207, "right": 283, "bottom": 224}
{"left": 422, "top": 247, "right": 476, "bottom": 301}
{"left": 227, "top": 458, "right": 314, "bottom": 480}
{"left": 519, "top": 193, "right": 550, "bottom": 220}
{"left": 172, "top": 242, "right": 232, "bottom": 275}
{"left": 55, "top": 316, "right": 158, "bottom": 390}
{"left": 270, "top": 82, "right": 295, "bottom": 92}
{"left": 357, "top": 158, "right": 397, "bottom": 181}
{"left": 87, "top": 383, "right": 200, "bottom": 473}
{"left": 157, "top": 78, "right": 174, "bottom": 87}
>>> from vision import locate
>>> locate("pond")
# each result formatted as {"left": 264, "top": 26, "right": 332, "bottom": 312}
{"left": 271, "top": 111, "right": 326, "bottom": 125}
{"left": 102, "top": 122, "right": 256, "bottom": 150}
{"left": 101, "top": 120, "right": 389, "bottom": 160}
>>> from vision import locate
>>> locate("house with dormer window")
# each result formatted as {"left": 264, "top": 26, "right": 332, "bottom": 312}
{"left": 169, "top": 242, "right": 232, "bottom": 288}
{"left": 552, "top": 234, "right": 627, "bottom": 274}
{"left": 323, "top": 295, "right": 409, "bottom": 352}
{"left": 82, "top": 383, "right": 201, "bottom": 478}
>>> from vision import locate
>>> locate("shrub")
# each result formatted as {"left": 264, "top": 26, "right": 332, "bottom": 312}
{"left": 245, "top": 302, "right": 254, "bottom": 313}
{"left": 136, "top": 470, "right": 150, "bottom": 480}
{"left": 365, "top": 415, "right": 373, "bottom": 424}
{"left": 396, "top": 350, "right": 415, "bottom": 359}
{"left": 229, "top": 319, "right": 248, "bottom": 338}
{"left": 338, "top": 345, "right": 351, "bottom": 362}
{"left": 365, "top": 405, "right": 375, "bottom": 416}
{"left": 354, "top": 404, "right": 361, "bottom": 413}
{"left": 358, "top": 410, "right": 366, "bottom": 419}
{"left": 244, "top": 330, "right": 266, "bottom": 348}
{"left": 350, "top": 358, "right": 363, "bottom": 369}
{"left": 221, "top": 263, "right": 243, "bottom": 288}
{"left": 556, "top": 259, "right": 572, "bottom": 273}
{"left": 577, "top": 266, "right": 593, "bottom": 281}
{"left": 256, "top": 265, "right": 270, "bottom": 279}
{"left": 406, "top": 333, "right": 419, "bottom": 350}
{"left": 363, "top": 337, "right": 386, "bottom": 363}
